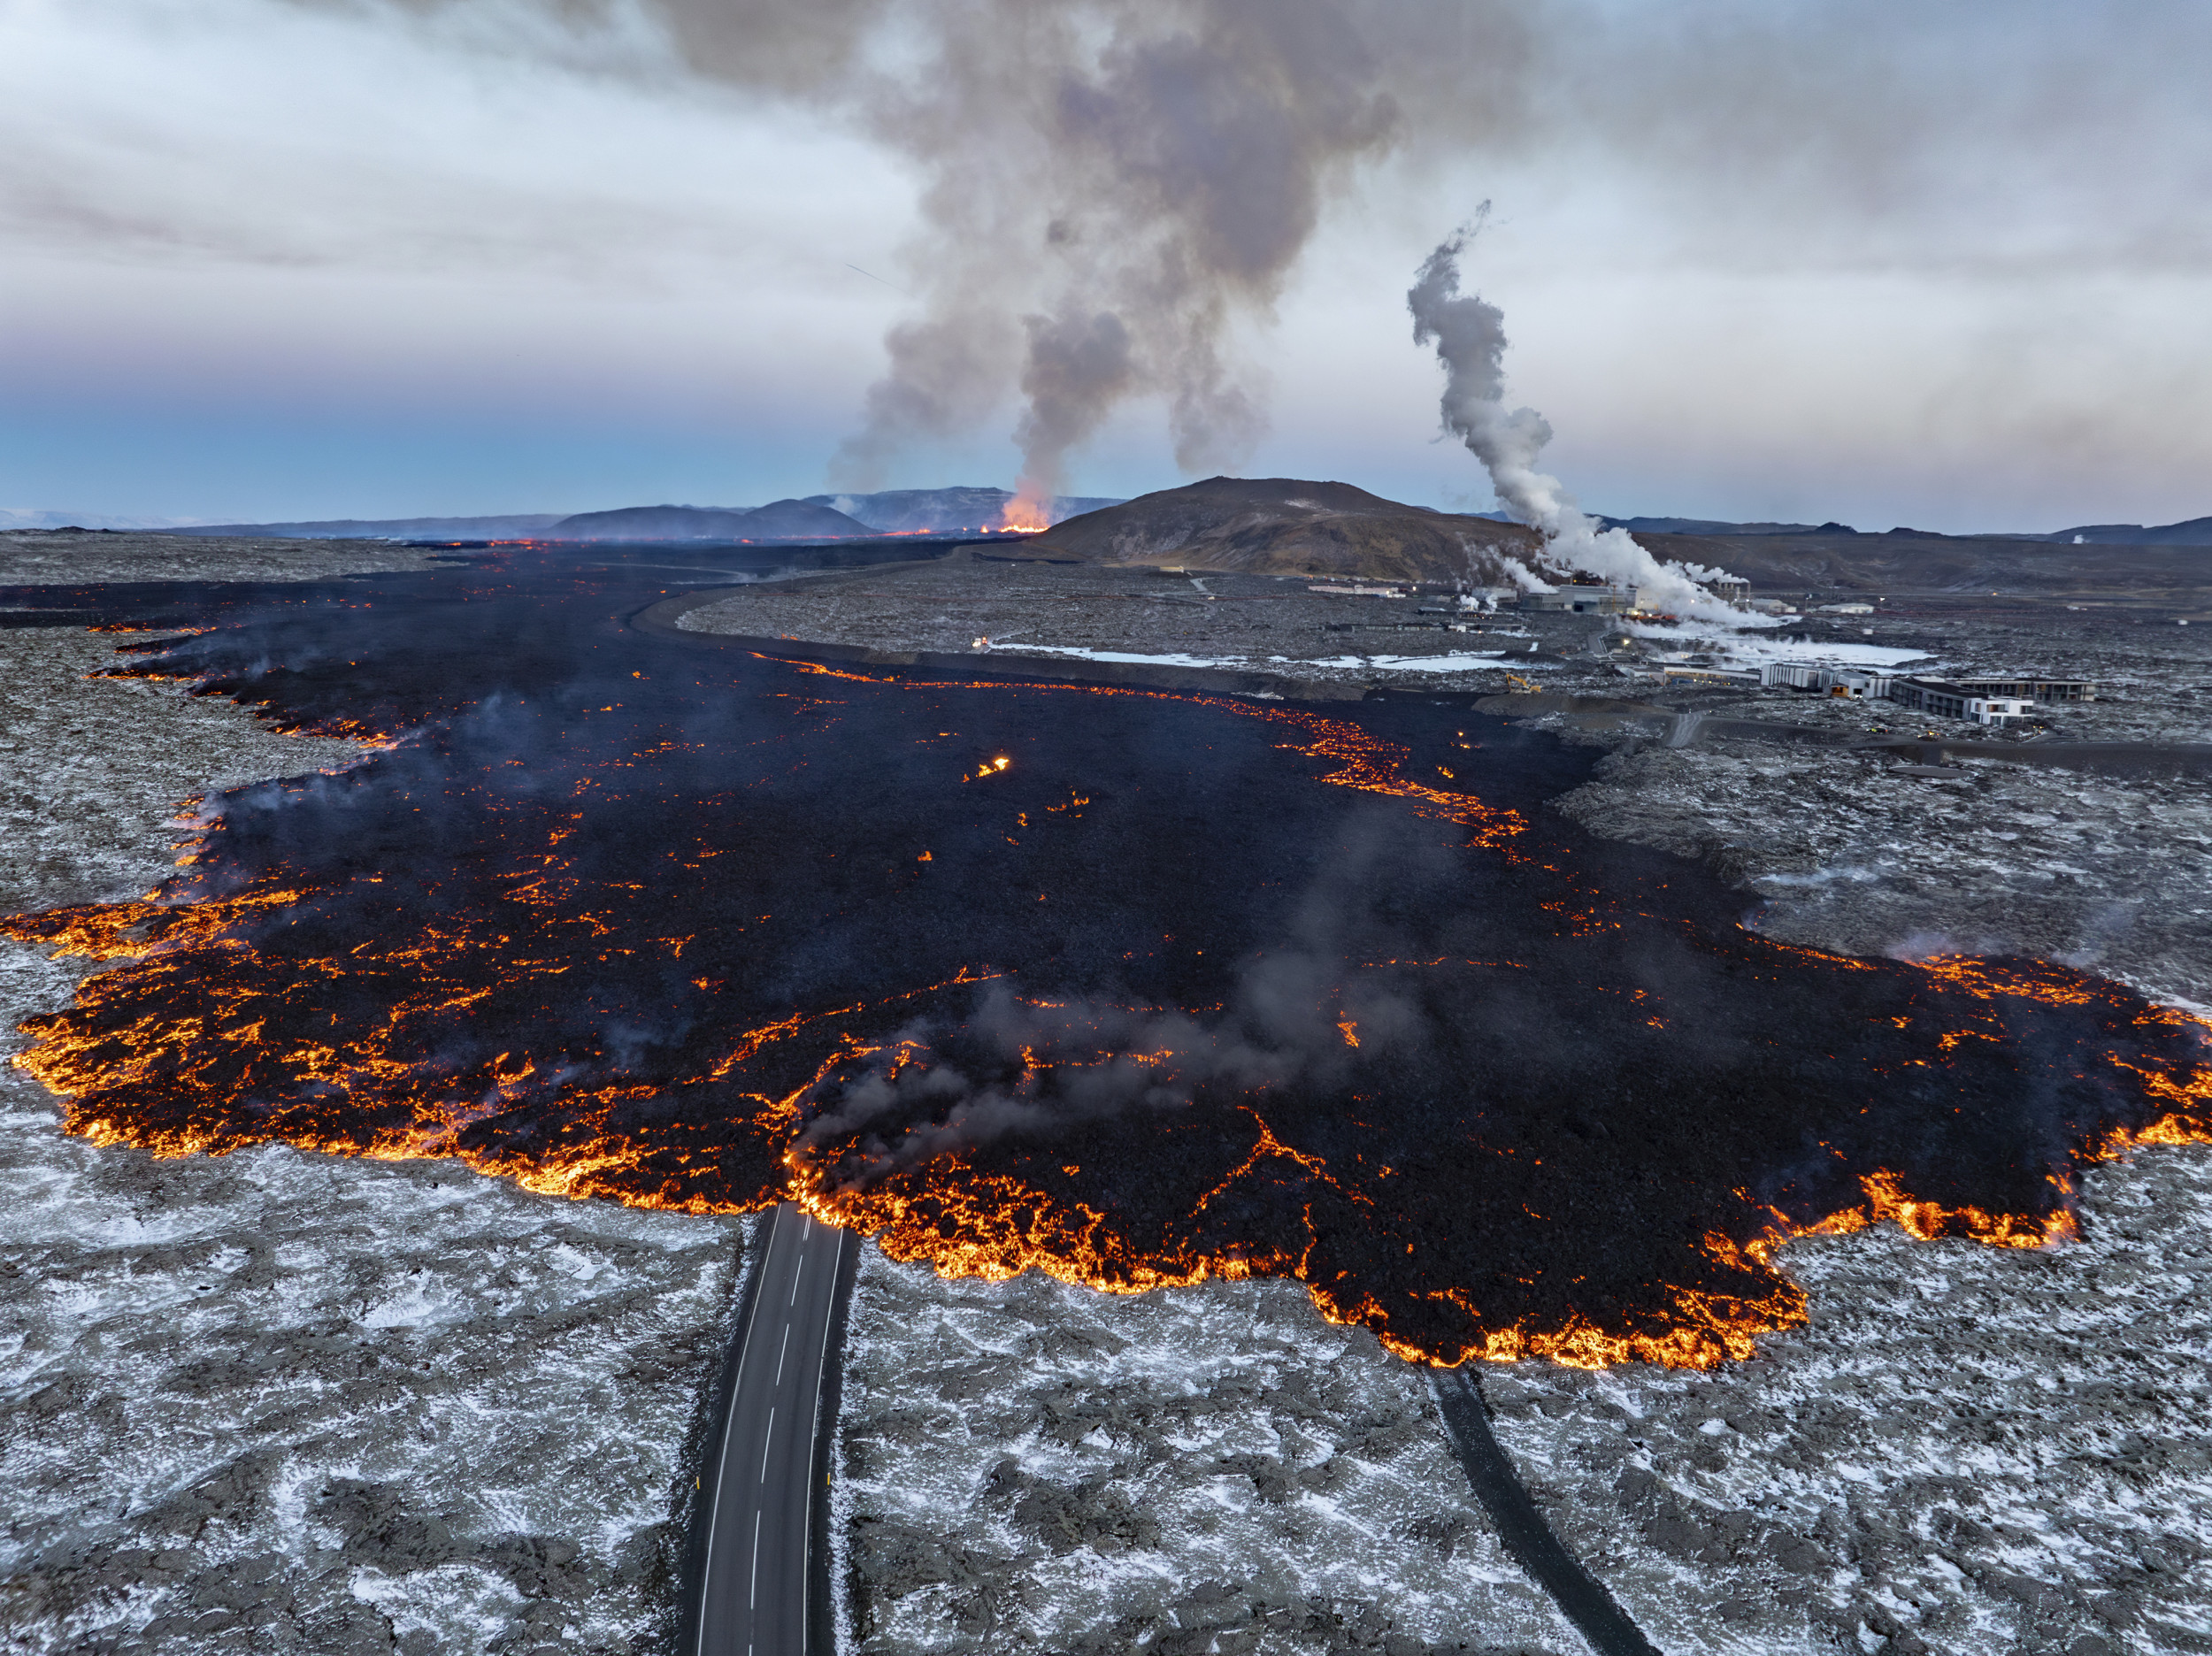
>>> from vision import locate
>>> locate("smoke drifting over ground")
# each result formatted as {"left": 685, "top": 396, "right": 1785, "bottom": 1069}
{"left": 1409, "top": 223, "right": 1737, "bottom": 615}
{"left": 797, "top": 953, "right": 1400, "bottom": 1187}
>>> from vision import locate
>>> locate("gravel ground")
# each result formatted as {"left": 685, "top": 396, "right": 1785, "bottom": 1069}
{"left": 0, "top": 533, "right": 456, "bottom": 587}
{"left": 835, "top": 1256, "right": 1581, "bottom": 1656}
{"left": 674, "top": 552, "right": 1581, "bottom": 692}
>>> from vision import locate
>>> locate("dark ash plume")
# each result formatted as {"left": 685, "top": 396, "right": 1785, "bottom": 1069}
{"left": 823, "top": 0, "right": 1410, "bottom": 513}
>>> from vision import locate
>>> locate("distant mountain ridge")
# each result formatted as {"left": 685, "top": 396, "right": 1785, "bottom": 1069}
{"left": 1601, "top": 513, "right": 2212, "bottom": 545}
{"left": 167, "top": 513, "right": 567, "bottom": 540}
{"left": 543, "top": 500, "right": 874, "bottom": 540}
{"left": 1600, "top": 515, "right": 1856, "bottom": 537}
{"left": 2032, "top": 517, "right": 2212, "bottom": 546}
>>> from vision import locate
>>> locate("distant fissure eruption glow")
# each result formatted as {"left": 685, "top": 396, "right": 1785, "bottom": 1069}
{"left": 5, "top": 565, "right": 2210, "bottom": 1371}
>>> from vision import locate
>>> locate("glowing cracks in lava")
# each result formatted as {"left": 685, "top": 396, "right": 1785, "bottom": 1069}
{"left": 11, "top": 645, "right": 2212, "bottom": 1376}
{"left": 763, "top": 656, "right": 1528, "bottom": 853}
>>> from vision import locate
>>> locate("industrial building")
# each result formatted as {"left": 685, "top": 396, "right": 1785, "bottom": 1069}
{"left": 1953, "top": 676, "right": 2096, "bottom": 702}
{"left": 1763, "top": 663, "right": 1893, "bottom": 698}
{"left": 1517, "top": 585, "right": 1638, "bottom": 615}
{"left": 1886, "top": 678, "right": 2034, "bottom": 724}
{"left": 1457, "top": 586, "right": 1523, "bottom": 612}
{"left": 1661, "top": 664, "right": 1761, "bottom": 688}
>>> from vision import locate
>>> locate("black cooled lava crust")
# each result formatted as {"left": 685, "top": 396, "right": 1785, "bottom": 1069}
{"left": 4, "top": 548, "right": 2205, "bottom": 1366}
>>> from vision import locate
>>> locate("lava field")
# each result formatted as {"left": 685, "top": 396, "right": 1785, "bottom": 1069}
{"left": 4, "top": 547, "right": 2208, "bottom": 1369}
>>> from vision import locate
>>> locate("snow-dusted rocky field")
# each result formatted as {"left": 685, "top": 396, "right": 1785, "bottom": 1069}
{"left": 1542, "top": 602, "right": 2212, "bottom": 1008}
{"left": 835, "top": 1260, "right": 1582, "bottom": 1656}
{"left": 0, "top": 531, "right": 456, "bottom": 586}
{"left": 1489, "top": 1144, "right": 2212, "bottom": 1655}
{"left": 1, "top": 607, "right": 749, "bottom": 1655}
{"left": 1559, "top": 733, "right": 2212, "bottom": 1010}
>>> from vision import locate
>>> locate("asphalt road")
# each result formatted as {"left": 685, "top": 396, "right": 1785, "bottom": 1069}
{"left": 1432, "top": 1368, "right": 1663, "bottom": 1656}
{"left": 691, "top": 1205, "right": 858, "bottom": 1656}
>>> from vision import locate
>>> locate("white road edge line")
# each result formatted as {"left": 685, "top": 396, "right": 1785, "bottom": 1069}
{"left": 697, "top": 1205, "right": 784, "bottom": 1656}
{"left": 799, "top": 1228, "right": 845, "bottom": 1656}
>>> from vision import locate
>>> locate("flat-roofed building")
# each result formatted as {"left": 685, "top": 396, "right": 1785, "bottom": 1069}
{"left": 1954, "top": 676, "right": 2096, "bottom": 702}
{"left": 1661, "top": 665, "right": 1761, "bottom": 688}
{"left": 1518, "top": 586, "right": 1636, "bottom": 615}
{"left": 1763, "top": 663, "right": 1894, "bottom": 698}
{"left": 1888, "top": 678, "right": 2033, "bottom": 724}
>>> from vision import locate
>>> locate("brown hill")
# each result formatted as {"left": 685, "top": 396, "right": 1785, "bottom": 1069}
{"left": 1027, "top": 477, "right": 1541, "bottom": 583}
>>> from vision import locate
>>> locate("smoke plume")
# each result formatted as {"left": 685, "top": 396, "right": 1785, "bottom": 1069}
{"left": 821, "top": 0, "right": 1411, "bottom": 516}
{"left": 793, "top": 987, "right": 1291, "bottom": 1185}
{"left": 1408, "top": 220, "right": 1740, "bottom": 617}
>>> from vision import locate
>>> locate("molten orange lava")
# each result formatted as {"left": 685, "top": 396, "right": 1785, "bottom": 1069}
{"left": 11, "top": 667, "right": 2212, "bottom": 1376}
{"left": 762, "top": 657, "right": 1528, "bottom": 852}
{"left": 998, "top": 489, "right": 1052, "bottom": 533}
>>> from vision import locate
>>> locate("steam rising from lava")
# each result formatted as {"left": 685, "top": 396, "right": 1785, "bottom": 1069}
{"left": 795, "top": 957, "right": 1407, "bottom": 1184}
{"left": 1409, "top": 221, "right": 1741, "bottom": 617}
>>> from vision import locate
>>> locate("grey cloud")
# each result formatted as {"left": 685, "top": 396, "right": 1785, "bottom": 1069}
{"left": 824, "top": 0, "right": 1414, "bottom": 502}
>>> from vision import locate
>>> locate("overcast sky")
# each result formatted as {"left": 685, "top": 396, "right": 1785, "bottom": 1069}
{"left": 4, "top": 0, "right": 2208, "bottom": 531}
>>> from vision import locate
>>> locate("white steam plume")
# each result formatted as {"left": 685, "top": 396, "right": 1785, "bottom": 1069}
{"left": 1409, "top": 219, "right": 1740, "bottom": 619}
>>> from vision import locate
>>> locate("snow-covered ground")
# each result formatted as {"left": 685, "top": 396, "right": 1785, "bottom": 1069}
{"left": 1547, "top": 651, "right": 2212, "bottom": 1015}
{"left": 1, "top": 617, "right": 749, "bottom": 1655}
{"left": 992, "top": 644, "right": 1261, "bottom": 670}
{"left": 1280, "top": 652, "right": 1535, "bottom": 674}
{"left": 979, "top": 643, "right": 1547, "bottom": 676}
{"left": 835, "top": 1256, "right": 1583, "bottom": 1655}
{"left": 1492, "top": 1144, "right": 2212, "bottom": 1655}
